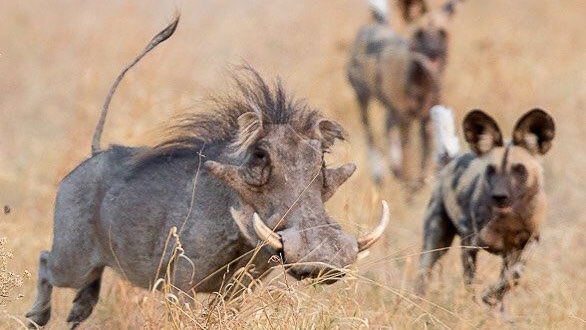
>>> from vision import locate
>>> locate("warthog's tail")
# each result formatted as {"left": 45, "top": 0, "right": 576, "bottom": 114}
{"left": 91, "top": 15, "right": 180, "bottom": 155}
{"left": 430, "top": 105, "right": 460, "bottom": 168}
{"left": 368, "top": 0, "right": 389, "bottom": 24}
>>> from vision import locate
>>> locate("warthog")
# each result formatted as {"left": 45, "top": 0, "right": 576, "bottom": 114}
{"left": 347, "top": 0, "right": 465, "bottom": 188}
{"left": 26, "top": 18, "right": 390, "bottom": 328}
{"left": 415, "top": 109, "right": 555, "bottom": 310}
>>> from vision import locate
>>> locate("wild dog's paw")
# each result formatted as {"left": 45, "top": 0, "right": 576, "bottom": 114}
{"left": 481, "top": 286, "right": 504, "bottom": 307}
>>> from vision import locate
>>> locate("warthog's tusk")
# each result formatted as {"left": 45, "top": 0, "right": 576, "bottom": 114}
{"left": 357, "top": 250, "right": 370, "bottom": 260}
{"left": 253, "top": 213, "right": 283, "bottom": 251}
{"left": 357, "top": 200, "right": 390, "bottom": 252}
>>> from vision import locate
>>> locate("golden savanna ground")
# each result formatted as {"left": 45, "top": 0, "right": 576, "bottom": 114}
{"left": 1, "top": 0, "right": 585, "bottom": 329}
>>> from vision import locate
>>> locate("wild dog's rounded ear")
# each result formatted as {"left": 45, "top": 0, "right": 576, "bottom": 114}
{"left": 313, "top": 119, "right": 346, "bottom": 149}
{"left": 441, "top": 0, "right": 463, "bottom": 18}
{"left": 399, "top": 0, "right": 428, "bottom": 22}
{"left": 442, "top": 1, "right": 456, "bottom": 17}
{"left": 512, "top": 109, "right": 555, "bottom": 155}
{"left": 462, "top": 110, "right": 503, "bottom": 156}
{"left": 232, "top": 111, "right": 263, "bottom": 155}
{"left": 322, "top": 163, "right": 357, "bottom": 201}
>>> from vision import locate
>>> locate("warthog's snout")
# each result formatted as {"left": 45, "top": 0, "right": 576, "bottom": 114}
{"left": 253, "top": 201, "right": 390, "bottom": 284}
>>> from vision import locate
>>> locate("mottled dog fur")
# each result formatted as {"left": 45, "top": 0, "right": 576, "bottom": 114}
{"left": 347, "top": 0, "right": 464, "bottom": 187}
{"left": 415, "top": 109, "right": 555, "bottom": 309}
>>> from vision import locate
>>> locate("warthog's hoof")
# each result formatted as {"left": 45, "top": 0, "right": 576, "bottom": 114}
{"left": 25, "top": 307, "right": 51, "bottom": 328}
{"left": 66, "top": 303, "right": 94, "bottom": 328}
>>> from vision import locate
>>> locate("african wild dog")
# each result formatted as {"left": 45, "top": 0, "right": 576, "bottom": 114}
{"left": 347, "top": 0, "right": 465, "bottom": 188}
{"left": 415, "top": 109, "right": 555, "bottom": 309}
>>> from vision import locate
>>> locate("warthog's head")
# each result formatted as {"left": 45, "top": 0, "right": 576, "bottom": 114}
{"left": 463, "top": 109, "right": 555, "bottom": 213}
{"left": 204, "top": 70, "right": 389, "bottom": 283}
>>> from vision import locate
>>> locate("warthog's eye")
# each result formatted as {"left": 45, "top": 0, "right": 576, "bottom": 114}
{"left": 249, "top": 145, "right": 269, "bottom": 166}
{"left": 512, "top": 163, "right": 527, "bottom": 182}
{"left": 243, "top": 146, "right": 271, "bottom": 187}
{"left": 486, "top": 164, "right": 496, "bottom": 178}
{"left": 252, "top": 147, "right": 267, "bottom": 161}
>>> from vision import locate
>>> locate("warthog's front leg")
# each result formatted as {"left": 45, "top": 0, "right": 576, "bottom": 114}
{"left": 482, "top": 239, "right": 538, "bottom": 307}
{"left": 67, "top": 275, "right": 103, "bottom": 330}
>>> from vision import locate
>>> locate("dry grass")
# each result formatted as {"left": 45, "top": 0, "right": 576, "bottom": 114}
{"left": 1, "top": 0, "right": 585, "bottom": 329}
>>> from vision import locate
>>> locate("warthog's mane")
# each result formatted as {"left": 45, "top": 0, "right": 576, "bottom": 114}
{"left": 128, "top": 66, "right": 322, "bottom": 170}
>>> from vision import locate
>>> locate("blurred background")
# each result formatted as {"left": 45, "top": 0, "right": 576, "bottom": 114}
{"left": 1, "top": 0, "right": 584, "bottom": 328}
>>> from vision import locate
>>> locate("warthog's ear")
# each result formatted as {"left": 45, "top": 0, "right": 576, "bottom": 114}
{"left": 313, "top": 119, "right": 346, "bottom": 149}
{"left": 232, "top": 111, "right": 263, "bottom": 155}
{"left": 322, "top": 163, "right": 357, "bottom": 201}
{"left": 462, "top": 110, "right": 503, "bottom": 156}
{"left": 512, "top": 108, "right": 555, "bottom": 155}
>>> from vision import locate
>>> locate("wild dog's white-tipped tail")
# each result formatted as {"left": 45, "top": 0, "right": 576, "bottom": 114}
{"left": 430, "top": 105, "right": 460, "bottom": 167}
{"left": 368, "top": 0, "right": 389, "bottom": 24}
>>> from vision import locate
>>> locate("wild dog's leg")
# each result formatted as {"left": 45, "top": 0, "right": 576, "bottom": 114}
{"left": 415, "top": 196, "right": 456, "bottom": 296}
{"left": 385, "top": 107, "right": 403, "bottom": 179}
{"left": 460, "top": 236, "right": 479, "bottom": 287}
{"left": 399, "top": 121, "right": 416, "bottom": 189}
{"left": 66, "top": 270, "right": 104, "bottom": 329}
{"left": 419, "top": 117, "right": 434, "bottom": 185}
{"left": 482, "top": 239, "right": 538, "bottom": 307}
{"left": 356, "top": 90, "right": 385, "bottom": 185}
{"left": 26, "top": 251, "right": 53, "bottom": 328}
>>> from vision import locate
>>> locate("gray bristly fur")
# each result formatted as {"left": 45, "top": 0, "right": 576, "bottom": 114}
{"left": 415, "top": 109, "right": 555, "bottom": 311}
{"left": 347, "top": 0, "right": 463, "bottom": 190}
{"left": 26, "top": 25, "right": 374, "bottom": 328}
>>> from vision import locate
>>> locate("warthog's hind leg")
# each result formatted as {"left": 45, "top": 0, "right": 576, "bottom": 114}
{"left": 26, "top": 251, "right": 53, "bottom": 328}
{"left": 67, "top": 271, "right": 103, "bottom": 329}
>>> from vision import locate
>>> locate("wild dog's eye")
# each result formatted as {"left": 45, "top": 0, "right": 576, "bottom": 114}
{"left": 512, "top": 164, "right": 527, "bottom": 181}
{"left": 486, "top": 164, "right": 496, "bottom": 177}
{"left": 438, "top": 29, "right": 447, "bottom": 40}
